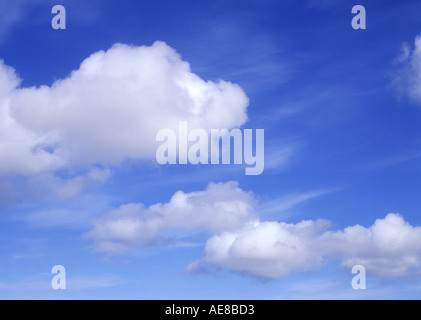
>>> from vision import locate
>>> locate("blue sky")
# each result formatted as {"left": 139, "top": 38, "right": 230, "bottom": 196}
{"left": 0, "top": 0, "right": 421, "bottom": 299}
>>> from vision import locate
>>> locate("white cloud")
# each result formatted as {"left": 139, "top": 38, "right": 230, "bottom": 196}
{"left": 258, "top": 188, "right": 337, "bottom": 217}
{"left": 0, "top": 41, "right": 249, "bottom": 176}
{"left": 396, "top": 42, "right": 411, "bottom": 63}
{"left": 87, "top": 181, "right": 257, "bottom": 254}
{"left": 201, "top": 213, "right": 421, "bottom": 279}
{"left": 0, "top": 61, "right": 64, "bottom": 176}
{"left": 394, "top": 35, "right": 421, "bottom": 102}
{"left": 202, "top": 219, "right": 330, "bottom": 279}
{"left": 322, "top": 214, "right": 421, "bottom": 277}
{"left": 87, "top": 181, "right": 421, "bottom": 280}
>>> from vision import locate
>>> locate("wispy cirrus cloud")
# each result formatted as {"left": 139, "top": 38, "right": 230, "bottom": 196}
{"left": 258, "top": 188, "right": 337, "bottom": 217}
{"left": 0, "top": 0, "right": 30, "bottom": 38}
{"left": 393, "top": 34, "right": 421, "bottom": 103}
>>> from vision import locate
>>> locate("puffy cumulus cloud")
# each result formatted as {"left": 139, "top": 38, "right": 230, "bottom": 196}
{"left": 200, "top": 213, "right": 421, "bottom": 279}
{"left": 202, "top": 219, "right": 331, "bottom": 279}
{"left": 394, "top": 35, "right": 421, "bottom": 102}
{"left": 321, "top": 214, "right": 421, "bottom": 277}
{"left": 0, "top": 41, "right": 249, "bottom": 175}
{"left": 86, "top": 180, "right": 421, "bottom": 279}
{"left": 0, "top": 61, "right": 64, "bottom": 175}
{"left": 86, "top": 181, "right": 257, "bottom": 255}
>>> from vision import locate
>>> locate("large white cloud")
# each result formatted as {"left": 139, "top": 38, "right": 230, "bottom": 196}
{"left": 0, "top": 41, "right": 249, "bottom": 175}
{"left": 87, "top": 181, "right": 421, "bottom": 279}
{"left": 0, "top": 62, "right": 64, "bottom": 175}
